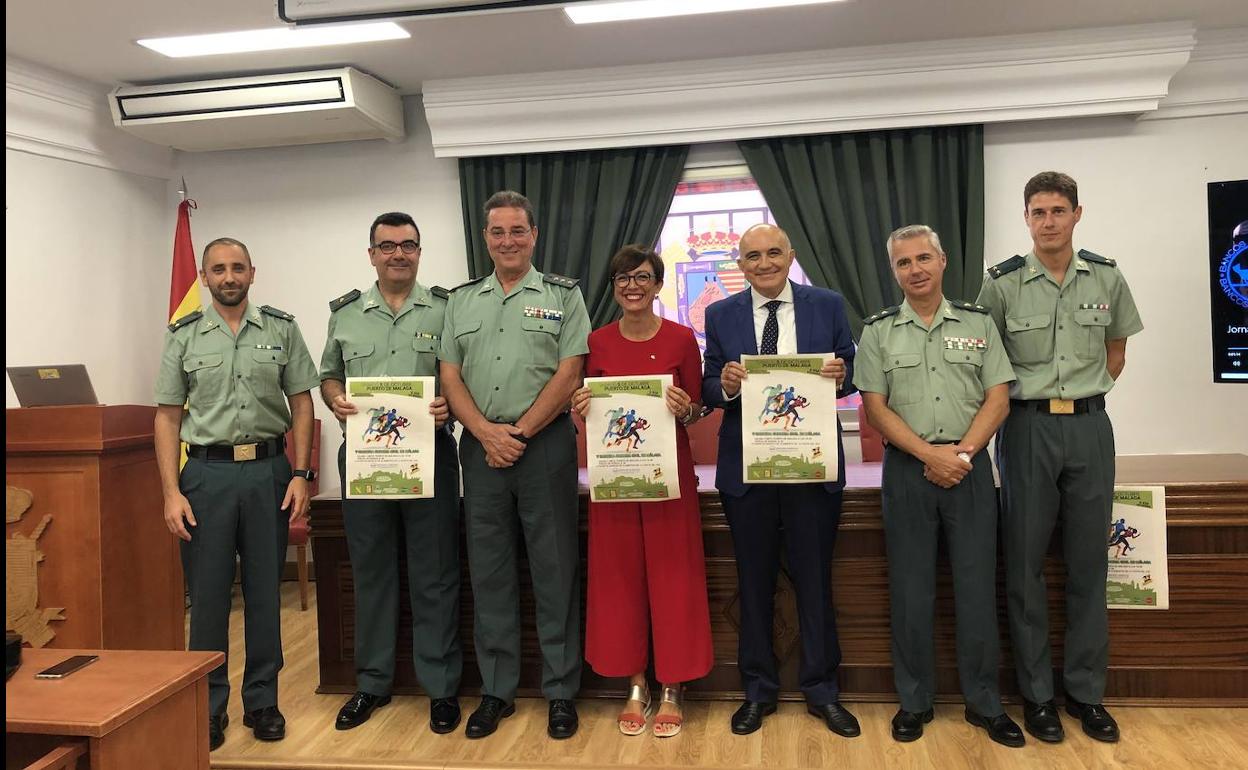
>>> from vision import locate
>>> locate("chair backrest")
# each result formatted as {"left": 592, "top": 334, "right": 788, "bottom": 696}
{"left": 857, "top": 402, "right": 884, "bottom": 463}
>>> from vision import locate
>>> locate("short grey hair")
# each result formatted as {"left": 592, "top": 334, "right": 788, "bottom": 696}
{"left": 483, "top": 190, "right": 535, "bottom": 229}
{"left": 886, "top": 224, "right": 943, "bottom": 259}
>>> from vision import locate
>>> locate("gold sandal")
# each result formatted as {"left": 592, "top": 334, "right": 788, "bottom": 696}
{"left": 618, "top": 682, "right": 652, "bottom": 736}
{"left": 653, "top": 684, "right": 683, "bottom": 738}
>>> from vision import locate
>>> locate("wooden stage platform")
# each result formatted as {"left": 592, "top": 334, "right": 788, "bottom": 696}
{"left": 309, "top": 453, "right": 1248, "bottom": 706}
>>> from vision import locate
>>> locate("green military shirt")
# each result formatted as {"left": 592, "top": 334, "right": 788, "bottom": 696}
{"left": 320, "top": 282, "right": 446, "bottom": 385}
{"left": 155, "top": 302, "right": 320, "bottom": 446}
{"left": 975, "top": 250, "right": 1143, "bottom": 401}
{"left": 853, "top": 298, "right": 1016, "bottom": 442}
{"left": 440, "top": 267, "right": 590, "bottom": 424}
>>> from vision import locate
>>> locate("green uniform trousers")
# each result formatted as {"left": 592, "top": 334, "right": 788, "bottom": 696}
{"left": 882, "top": 445, "right": 1004, "bottom": 717}
{"left": 180, "top": 452, "right": 291, "bottom": 716}
{"left": 337, "top": 432, "right": 463, "bottom": 698}
{"left": 459, "top": 413, "right": 582, "bottom": 703}
{"left": 996, "top": 404, "right": 1115, "bottom": 704}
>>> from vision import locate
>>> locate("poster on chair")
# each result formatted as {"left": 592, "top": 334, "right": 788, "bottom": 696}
{"left": 585, "top": 375, "right": 679, "bottom": 503}
{"left": 1106, "top": 485, "right": 1169, "bottom": 609}
{"left": 344, "top": 376, "right": 435, "bottom": 499}
{"left": 739, "top": 354, "right": 839, "bottom": 484}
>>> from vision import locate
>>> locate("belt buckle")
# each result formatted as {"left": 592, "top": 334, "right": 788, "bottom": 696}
{"left": 1048, "top": 398, "right": 1075, "bottom": 415}
{"left": 233, "top": 443, "right": 258, "bottom": 462}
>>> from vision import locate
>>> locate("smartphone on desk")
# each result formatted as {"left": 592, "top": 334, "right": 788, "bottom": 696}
{"left": 34, "top": 655, "right": 98, "bottom": 679}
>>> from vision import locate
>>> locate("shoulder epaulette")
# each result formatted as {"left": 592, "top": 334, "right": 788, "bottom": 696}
{"left": 1078, "top": 249, "right": 1117, "bottom": 267}
{"left": 430, "top": 286, "right": 449, "bottom": 300}
{"left": 167, "top": 310, "right": 202, "bottom": 333}
{"left": 951, "top": 299, "right": 990, "bottom": 314}
{"left": 543, "top": 273, "right": 579, "bottom": 289}
{"left": 451, "top": 276, "right": 486, "bottom": 292}
{"left": 863, "top": 305, "right": 900, "bottom": 325}
{"left": 329, "top": 289, "right": 361, "bottom": 312}
{"left": 986, "top": 255, "right": 1026, "bottom": 279}
{"left": 260, "top": 304, "right": 294, "bottom": 321}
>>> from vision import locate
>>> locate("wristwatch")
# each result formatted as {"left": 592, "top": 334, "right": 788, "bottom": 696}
{"left": 292, "top": 469, "right": 317, "bottom": 481}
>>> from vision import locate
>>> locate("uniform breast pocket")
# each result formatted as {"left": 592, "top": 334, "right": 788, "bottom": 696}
{"left": 520, "top": 317, "right": 561, "bottom": 360}
{"left": 1004, "top": 313, "right": 1053, "bottom": 364}
{"left": 1073, "top": 308, "right": 1111, "bottom": 360}
{"left": 182, "top": 353, "right": 226, "bottom": 406}
{"left": 882, "top": 352, "right": 923, "bottom": 405}
{"left": 343, "top": 342, "right": 375, "bottom": 377}
{"left": 942, "top": 348, "right": 984, "bottom": 401}
{"left": 250, "top": 348, "right": 289, "bottom": 397}
{"left": 412, "top": 336, "right": 439, "bottom": 373}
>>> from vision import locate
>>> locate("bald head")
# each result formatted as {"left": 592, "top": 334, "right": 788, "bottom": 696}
{"left": 737, "top": 223, "right": 796, "bottom": 299}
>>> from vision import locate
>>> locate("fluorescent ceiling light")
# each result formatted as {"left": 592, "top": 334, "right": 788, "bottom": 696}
{"left": 565, "top": 0, "right": 845, "bottom": 25}
{"left": 137, "top": 22, "right": 409, "bottom": 58}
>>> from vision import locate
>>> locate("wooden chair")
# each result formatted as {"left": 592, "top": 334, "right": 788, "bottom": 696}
{"left": 22, "top": 742, "right": 86, "bottom": 770}
{"left": 283, "top": 418, "right": 321, "bottom": 611}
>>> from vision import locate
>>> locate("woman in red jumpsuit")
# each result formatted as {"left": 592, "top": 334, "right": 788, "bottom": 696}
{"left": 573, "top": 245, "right": 713, "bottom": 737}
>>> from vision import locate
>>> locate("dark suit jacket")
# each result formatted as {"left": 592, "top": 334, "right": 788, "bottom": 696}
{"left": 702, "top": 282, "right": 857, "bottom": 497}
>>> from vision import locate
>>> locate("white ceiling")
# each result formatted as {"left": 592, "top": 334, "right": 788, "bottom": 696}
{"left": 7, "top": 0, "right": 1247, "bottom": 93}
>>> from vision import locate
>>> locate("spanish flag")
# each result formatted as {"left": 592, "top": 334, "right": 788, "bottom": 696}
{"left": 169, "top": 199, "right": 200, "bottom": 322}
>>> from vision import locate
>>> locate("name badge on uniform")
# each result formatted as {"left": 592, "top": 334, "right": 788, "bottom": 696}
{"left": 1079, "top": 303, "right": 1110, "bottom": 311}
{"left": 253, "top": 344, "right": 284, "bottom": 351}
{"left": 524, "top": 306, "right": 563, "bottom": 321}
{"left": 943, "top": 336, "right": 987, "bottom": 351}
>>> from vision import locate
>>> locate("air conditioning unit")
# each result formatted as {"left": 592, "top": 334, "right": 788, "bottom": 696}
{"left": 109, "top": 67, "right": 404, "bottom": 152}
{"left": 279, "top": 0, "right": 595, "bottom": 25}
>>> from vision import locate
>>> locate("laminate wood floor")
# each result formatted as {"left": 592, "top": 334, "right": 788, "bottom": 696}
{"left": 205, "top": 584, "right": 1248, "bottom": 770}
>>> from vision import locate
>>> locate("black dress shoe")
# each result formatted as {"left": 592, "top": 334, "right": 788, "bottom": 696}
{"left": 965, "top": 709, "right": 1025, "bottom": 748}
{"left": 1023, "top": 700, "right": 1065, "bottom": 743}
{"left": 548, "top": 699, "right": 579, "bottom": 740}
{"left": 335, "top": 691, "right": 390, "bottom": 730}
{"left": 891, "top": 708, "right": 933, "bottom": 742}
{"left": 465, "top": 696, "right": 515, "bottom": 739}
{"left": 1066, "top": 699, "right": 1120, "bottom": 743}
{"left": 731, "top": 700, "right": 777, "bottom": 735}
{"left": 243, "top": 705, "right": 286, "bottom": 741}
{"left": 808, "top": 702, "right": 861, "bottom": 738}
{"left": 430, "top": 697, "right": 462, "bottom": 734}
{"left": 209, "top": 713, "right": 228, "bottom": 751}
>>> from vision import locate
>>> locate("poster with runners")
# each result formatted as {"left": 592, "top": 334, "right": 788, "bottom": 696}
{"left": 345, "top": 376, "right": 436, "bottom": 499}
{"left": 1106, "top": 486, "right": 1169, "bottom": 609}
{"left": 585, "top": 374, "right": 679, "bottom": 503}
{"left": 740, "top": 354, "right": 840, "bottom": 484}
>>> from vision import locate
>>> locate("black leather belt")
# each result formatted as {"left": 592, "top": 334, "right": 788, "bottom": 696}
{"left": 187, "top": 436, "right": 285, "bottom": 462}
{"left": 1011, "top": 394, "right": 1105, "bottom": 415}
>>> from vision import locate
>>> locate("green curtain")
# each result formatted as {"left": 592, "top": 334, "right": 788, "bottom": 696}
{"left": 458, "top": 145, "right": 689, "bottom": 328}
{"left": 739, "top": 124, "right": 984, "bottom": 338}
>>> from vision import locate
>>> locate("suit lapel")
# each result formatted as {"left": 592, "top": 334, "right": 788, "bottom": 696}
{"left": 793, "top": 283, "right": 814, "bottom": 353}
{"left": 735, "top": 290, "right": 758, "bottom": 355}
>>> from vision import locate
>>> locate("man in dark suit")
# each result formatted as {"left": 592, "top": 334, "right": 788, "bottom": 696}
{"left": 702, "top": 223, "right": 859, "bottom": 738}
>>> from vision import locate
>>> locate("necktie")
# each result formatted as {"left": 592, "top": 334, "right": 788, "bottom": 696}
{"left": 760, "top": 299, "right": 782, "bottom": 355}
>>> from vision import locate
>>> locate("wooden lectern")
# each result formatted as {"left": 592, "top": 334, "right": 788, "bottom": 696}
{"left": 5, "top": 405, "right": 184, "bottom": 650}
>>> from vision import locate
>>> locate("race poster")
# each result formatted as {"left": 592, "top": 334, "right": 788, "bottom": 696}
{"left": 585, "top": 375, "right": 679, "bottom": 503}
{"left": 740, "top": 354, "right": 839, "bottom": 484}
{"left": 345, "top": 376, "right": 435, "bottom": 499}
{"left": 1106, "top": 485, "right": 1170, "bottom": 609}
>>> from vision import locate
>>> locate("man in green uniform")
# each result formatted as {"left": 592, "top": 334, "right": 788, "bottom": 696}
{"left": 154, "top": 237, "right": 319, "bottom": 751}
{"left": 976, "top": 172, "right": 1143, "bottom": 744}
{"left": 319, "top": 212, "right": 463, "bottom": 735}
{"left": 855, "top": 225, "right": 1023, "bottom": 747}
{"left": 439, "top": 190, "right": 589, "bottom": 740}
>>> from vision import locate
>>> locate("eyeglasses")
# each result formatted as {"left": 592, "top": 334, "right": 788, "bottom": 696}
{"left": 613, "top": 272, "right": 655, "bottom": 288}
{"left": 374, "top": 240, "right": 420, "bottom": 255}
{"left": 486, "top": 227, "right": 533, "bottom": 241}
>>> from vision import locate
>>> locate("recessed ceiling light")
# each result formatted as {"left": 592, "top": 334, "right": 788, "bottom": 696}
{"left": 137, "top": 22, "right": 409, "bottom": 58}
{"left": 564, "top": 0, "right": 846, "bottom": 25}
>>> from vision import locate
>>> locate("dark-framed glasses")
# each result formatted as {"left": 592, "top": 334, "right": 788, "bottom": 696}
{"left": 375, "top": 240, "right": 420, "bottom": 255}
{"left": 613, "top": 272, "right": 655, "bottom": 288}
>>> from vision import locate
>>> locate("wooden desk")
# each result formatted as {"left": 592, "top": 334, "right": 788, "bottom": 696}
{"left": 5, "top": 648, "right": 222, "bottom": 770}
{"left": 310, "top": 453, "right": 1248, "bottom": 705}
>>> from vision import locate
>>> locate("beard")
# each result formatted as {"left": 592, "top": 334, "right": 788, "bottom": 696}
{"left": 209, "top": 284, "right": 249, "bottom": 306}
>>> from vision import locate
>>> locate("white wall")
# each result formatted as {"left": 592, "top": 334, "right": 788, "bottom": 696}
{"left": 4, "top": 149, "right": 170, "bottom": 407}
{"left": 983, "top": 113, "right": 1248, "bottom": 455}
{"left": 172, "top": 97, "right": 467, "bottom": 479}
